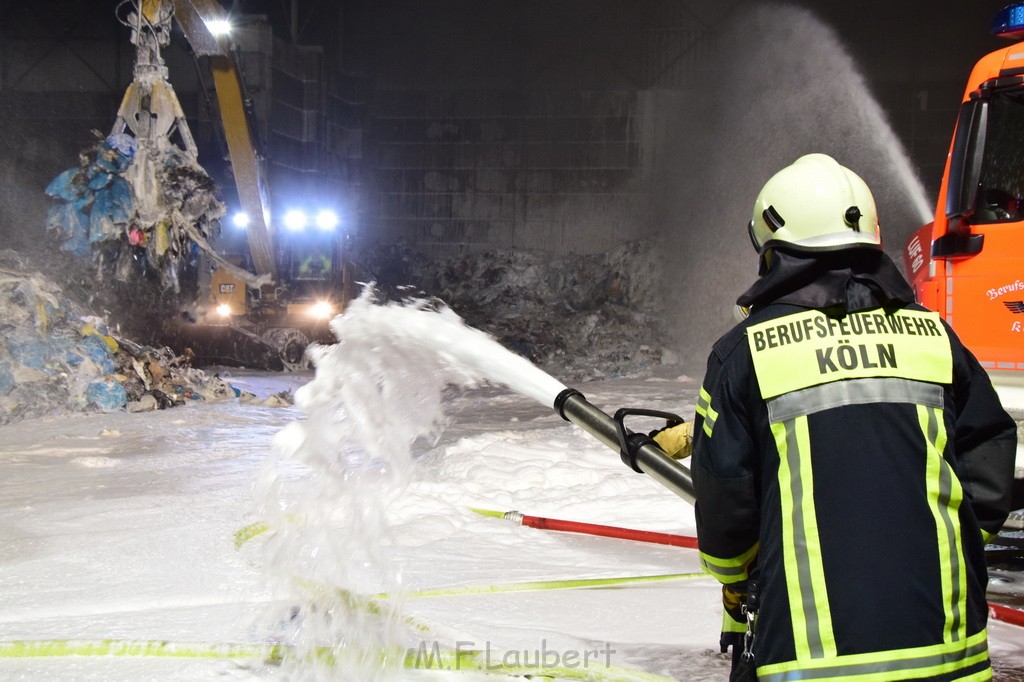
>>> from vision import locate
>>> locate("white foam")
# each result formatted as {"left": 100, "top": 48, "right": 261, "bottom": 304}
{"left": 258, "top": 292, "right": 570, "bottom": 680}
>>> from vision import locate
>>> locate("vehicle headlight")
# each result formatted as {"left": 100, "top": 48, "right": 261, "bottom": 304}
{"left": 283, "top": 209, "right": 308, "bottom": 231}
{"left": 205, "top": 18, "right": 233, "bottom": 36}
{"left": 315, "top": 209, "right": 340, "bottom": 231}
{"left": 309, "top": 300, "right": 334, "bottom": 319}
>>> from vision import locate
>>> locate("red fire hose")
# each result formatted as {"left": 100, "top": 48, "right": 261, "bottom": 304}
{"left": 991, "top": 602, "right": 1024, "bottom": 628}
{"left": 471, "top": 507, "right": 699, "bottom": 548}
{"left": 474, "top": 507, "right": 1024, "bottom": 628}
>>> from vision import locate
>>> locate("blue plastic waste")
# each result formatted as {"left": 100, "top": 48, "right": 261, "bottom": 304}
{"left": 106, "top": 133, "right": 137, "bottom": 161}
{"left": 89, "top": 178, "right": 133, "bottom": 243}
{"left": 46, "top": 204, "right": 92, "bottom": 258}
{"left": 44, "top": 168, "right": 87, "bottom": 201}
{"left": 76, "top": 334, "right": 116, "bottom": 374}
{"left": 62, "top": 350, "right": 85, "bottom": 368}
{"left": 0, "top": 362, "right": 14, "bottom": 397}
{"left": 6, "top": 335, "right": 50, "bottom": 370}
{"left": 86, "top": 378, "right": 127, "bottom": 412}
{"left": 63, "top": 224, "right": 91, "bottom": 258}
{"left": 108, "top": 176, "right": 133, "bottom": 216}
{"left": 46, "top": 203, "right": 77, "bottom": 237}
{"left": 86, "top": 167, "right": 114, "bottom": 191}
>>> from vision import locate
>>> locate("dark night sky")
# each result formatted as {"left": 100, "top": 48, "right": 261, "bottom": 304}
{"left": 804, "top": 0, "right": 1012, "bottom": 79}
{"left": 795, "top": 0, "right": 1015, "bottom": 187}
{"left": 231, "top": 0, "right": 1016, "bottom": 179}
{"left": 2, "top": 0, "right": 1020, "bottom": 247}
{"left": 230, "top": 1, "right": 1015, "bottom": 77}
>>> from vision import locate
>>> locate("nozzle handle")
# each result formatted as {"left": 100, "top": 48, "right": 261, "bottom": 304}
{"left": 553, "top": 388, "right": 696, "bottom": 504}
{"left": 613, "top": 407, "right": 684, "bottom": 473}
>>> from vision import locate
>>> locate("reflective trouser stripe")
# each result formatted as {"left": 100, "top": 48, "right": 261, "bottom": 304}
{"left": 723, "top": 609, "right": 747, "bottom": 633}
{"left": 773, "top": 416, "right": 836, "bottom": 660}
{"left": 699, "top": 542, "right": 759, "bottom": 585}
{"left": 757, "top": 631, "right": 990, "bottom": 681}
{"left": 919, "top": 404, "right": 967, "bottom": 643}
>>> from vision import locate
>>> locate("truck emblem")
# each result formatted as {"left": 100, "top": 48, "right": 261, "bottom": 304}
{"left": 1003, "top": 301, "right": 1024, "bottom": 314}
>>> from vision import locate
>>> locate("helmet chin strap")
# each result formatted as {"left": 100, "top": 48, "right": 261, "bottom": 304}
{"left": 757, "top": 248, "right": 774, "bottom": 277}
{"left": 748, "top": 220, "right": 773, "bottom": 276}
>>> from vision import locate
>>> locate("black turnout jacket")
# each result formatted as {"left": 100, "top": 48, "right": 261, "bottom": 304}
{"left": 691, "top": 249, "right": 1017, "bottom": 682}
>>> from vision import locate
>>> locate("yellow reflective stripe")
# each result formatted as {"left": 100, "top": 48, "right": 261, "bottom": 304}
{"left": 775, "top": 419, "right": 802, "bottom": 653}
{"left": 774, "top": 418, "right": 836, "bottom": 660}
{"left": 703, "top": 404, "right": 718, "bottom": 437}
{"left": 695, "top": 386, "right": 710, "bottom": 417}
{"left": 756, "top": 630, "right": 989, "bottom": 681}
{"left": 919, "top": 405, "right": 967, "bottom": 644}
{"left": 722, "top": 610, "right": 747, "bottom": 633}
{"left": 797, "top": 415, "right": 836, "bottom": 658}
{"left": 699, "top": 542, "right": 759, "bottom": 585}
{"left": 981, "top": 530, "right": 997, "bottom": 544}
{"left": 748, "top": 309, "right": 952, "bottom": 399}
{"left": 695, "top": 386, "right": 719, "bottom": 438}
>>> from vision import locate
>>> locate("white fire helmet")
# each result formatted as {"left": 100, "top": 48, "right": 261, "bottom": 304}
{"left": 747, "top": 154, "right": 882, "bottom": 255}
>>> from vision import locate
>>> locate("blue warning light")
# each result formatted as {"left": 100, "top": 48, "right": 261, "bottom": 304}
{"left": 993, "top": 3, "right": 1024, "bottom": 39}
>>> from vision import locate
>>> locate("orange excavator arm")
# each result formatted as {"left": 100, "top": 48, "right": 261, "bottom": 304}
{"left": 170, "top": 0, "right": 278, "bottom": 283}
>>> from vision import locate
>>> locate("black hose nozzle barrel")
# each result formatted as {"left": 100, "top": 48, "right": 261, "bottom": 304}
{"left": 554, "top": 388, "right": 696, "bottom": 505}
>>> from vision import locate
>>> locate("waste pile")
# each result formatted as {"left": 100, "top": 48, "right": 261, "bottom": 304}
{"left": 360, "top": 239, "right": 672, "bottom": 381}
{"left": 43, "top": 131, "right": 225, "bottom": 294}
{"left": 0, "top": 250, "right": 289, "bottom": 427}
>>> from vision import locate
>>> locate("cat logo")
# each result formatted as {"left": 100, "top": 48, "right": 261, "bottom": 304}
{"left": 1003, "top": 301, "right": 1024, "bottom": 314}
{"left": 219, "top": 283, "right": 236, "bottom": 294}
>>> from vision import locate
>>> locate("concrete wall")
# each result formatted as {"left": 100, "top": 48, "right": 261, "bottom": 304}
{"left": 350, "top": 0, "right": 718, "bottom": 256}
{"left": 366, "top": 89, "right": 646, "bottom": 255}
{"left": 338, "top": 0, "right": 1012, "bottom": 258}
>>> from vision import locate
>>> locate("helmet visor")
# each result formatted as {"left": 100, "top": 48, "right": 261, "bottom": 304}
{"left": 747, "top": 219, "right": 761, "bottom": 253}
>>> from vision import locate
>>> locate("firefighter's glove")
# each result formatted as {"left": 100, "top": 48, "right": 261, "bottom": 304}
{"left": 650, "top": 421, "right": 693, "bottom": 459}
{"left": 722, "top": 582, "right": 748, "bottom": 623}
{"left": 720, "top": 582, "right": 748, "bottom": 654}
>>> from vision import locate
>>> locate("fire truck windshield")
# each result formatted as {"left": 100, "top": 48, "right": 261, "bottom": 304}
{"left": 972, "top": 91, "right": 1024, "bottom": 224}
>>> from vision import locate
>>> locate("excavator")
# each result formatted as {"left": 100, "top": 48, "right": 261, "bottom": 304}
{"left": 98, "top": 0, "right": 352, "bottom": 369}
{"left": 903, "top": 2, "right": 1024, "bottom": 410}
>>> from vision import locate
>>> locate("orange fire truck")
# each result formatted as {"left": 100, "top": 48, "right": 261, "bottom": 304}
{"left": 904, "top": 3, "right": 1024, "bottom": 392}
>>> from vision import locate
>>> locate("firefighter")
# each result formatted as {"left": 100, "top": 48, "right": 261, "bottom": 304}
{"left": 661, "top": 154, "right": 1017, "bottom": 681}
